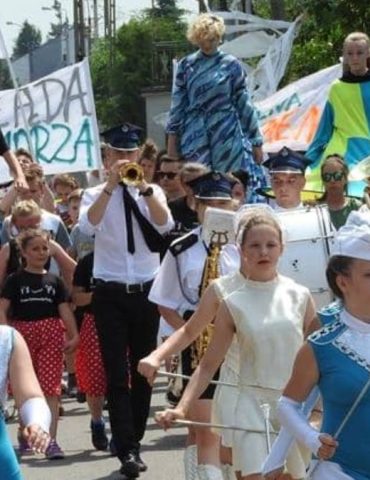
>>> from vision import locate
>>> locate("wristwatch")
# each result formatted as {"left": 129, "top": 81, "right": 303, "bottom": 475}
{"left": 140, "top": 187, "right": 154, "bottom": 197}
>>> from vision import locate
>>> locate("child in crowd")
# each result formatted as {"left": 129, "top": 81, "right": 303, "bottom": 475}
{"left": 72, "top": 251, "right": 108, "bottom": 451}
{"left": 52, "top": 174, "right": 79, "bottom": 230}
{"left": 0, "top": 200, "right": 76, "bottom": 289}
{"left": 0, "top": 229, "right": 79, "bottom": 460}
{"left": 68, "top": 189, "right": 94, "bottom": 260}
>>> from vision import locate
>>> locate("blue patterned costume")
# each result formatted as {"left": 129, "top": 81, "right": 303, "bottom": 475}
{"left": 0, "top": 326, "right": 22, "bottom": 480}
{"left": 166, "top": 49, "right": 266, "bottom": 200}
{"left": 309, "top": 307, "right": 370, "bottom": 479}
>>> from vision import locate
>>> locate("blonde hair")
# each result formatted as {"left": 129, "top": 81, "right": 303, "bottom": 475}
{"left": 187, "top": 14, "right": 225, "bottom": 46}
{"left": 342, "top": 32, "right": 370, "bottom": 73}
{"left": 237, "top": 209, "right": 283, "bottom": 247}
{"left": 11, "top": 200, "right": 41, "bottom": 223}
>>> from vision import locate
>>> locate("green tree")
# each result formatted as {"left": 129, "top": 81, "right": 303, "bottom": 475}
{"left": 12, "top": 21, "right": 42, "bottom": 59}
{"left": 90, "top": 7, "right": 187, "bottom": 129}
{"left": 0, "top": 60, "right": 12, "bottom": 90}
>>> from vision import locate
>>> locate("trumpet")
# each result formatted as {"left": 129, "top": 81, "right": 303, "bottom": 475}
{"left": 119, "top": 162, "right": 144, "bottom": 187}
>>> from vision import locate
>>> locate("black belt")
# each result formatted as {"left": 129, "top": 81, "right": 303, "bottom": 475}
{"left": 95, "top": 279, "right": 153, "bottom": 295}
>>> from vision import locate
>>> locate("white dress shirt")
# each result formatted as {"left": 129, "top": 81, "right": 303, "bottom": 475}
{"left": 79, "top": 183, "right": 174, "bottom": 284}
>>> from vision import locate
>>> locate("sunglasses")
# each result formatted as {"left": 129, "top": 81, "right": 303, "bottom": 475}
{"left": 157, "top": 171, "right": 178, "bottom": 180}
{"left": 322, "top": 171, "right": 345, "bottom": 182}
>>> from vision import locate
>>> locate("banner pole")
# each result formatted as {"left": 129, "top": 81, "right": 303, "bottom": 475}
{"left": 0, "top": 24, "right": 35, "bottom": 159}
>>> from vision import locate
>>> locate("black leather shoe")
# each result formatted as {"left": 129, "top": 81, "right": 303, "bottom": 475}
{"left": 119, "top": 452, "right": 140, "bottom": 478}
{"left": 133, "top": 450, "right": 147, "bottom": 472}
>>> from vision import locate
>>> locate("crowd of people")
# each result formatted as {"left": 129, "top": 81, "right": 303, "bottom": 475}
{"left": 0, "top": 11, "right": 370, "bottom": 480}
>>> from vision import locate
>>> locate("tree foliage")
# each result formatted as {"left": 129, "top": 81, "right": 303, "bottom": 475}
{"left": 90, "top": 0, "right": 187, "bottom": 129}
{"left": 0, "top": 60, "right": 12, "bottom": 91}
{"left": 12, "top": 21, "right": 42, "bottom": 59}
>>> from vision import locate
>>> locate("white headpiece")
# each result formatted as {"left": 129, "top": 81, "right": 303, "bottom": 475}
{"left": 234, "top": 204, "right": 284, "bottom": 245}
{"left": 332, "top": 213, "right": 370, "bottom": 261}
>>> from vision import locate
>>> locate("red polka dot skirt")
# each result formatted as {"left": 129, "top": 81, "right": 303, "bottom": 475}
{"left": 75, "top": 313, "right": 106, "bottom": 396}
{"left": 12, "top": 317, "right": 65, "bottom": 396}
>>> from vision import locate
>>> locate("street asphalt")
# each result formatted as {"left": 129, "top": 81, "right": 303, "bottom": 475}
{"left": 7, "top": 380, "right": 187, "bottom": 480}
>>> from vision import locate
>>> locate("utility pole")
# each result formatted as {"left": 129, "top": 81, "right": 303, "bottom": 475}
{"left": 73, "top": 0, "right": 85, "bottom": 60}
{"left": 104, "top": 0, "right": 116, "bottom": 67}
{"left": 93, "top": 0, "right": 99, "bottom": 39}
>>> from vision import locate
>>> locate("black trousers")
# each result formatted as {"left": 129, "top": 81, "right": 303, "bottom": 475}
{"left": 92, "top": 281, "right": 159, "bottom": 460}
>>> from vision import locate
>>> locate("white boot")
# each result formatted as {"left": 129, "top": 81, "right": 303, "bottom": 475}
{"left": 184, "top": 445, "right": 198, "bottom": 480}
{"left": 221, "top": 464, "right": 237, "bottom": 480}
{"left": 197, "top": 464, "right": 224, "bottom": 480}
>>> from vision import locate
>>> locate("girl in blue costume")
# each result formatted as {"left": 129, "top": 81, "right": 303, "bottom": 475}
{"left": 166, "top": 13, "right": 266, "bottom": 202}
{"left": 277, "top": 215, "right": 370, "bottom": 479}
{"left": 0, "top": 326, "right": 51, "bottom": 479}
{"left": 306, "top": 32, "right": 370, "bottom": 196}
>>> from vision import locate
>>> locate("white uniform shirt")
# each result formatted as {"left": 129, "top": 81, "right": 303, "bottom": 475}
{"left": 149, "top": 227, "right": 240, "bottom": 316}
{"left": 79, "top": 183, "right": 174, "bottom": 283}
{"left": 271, "top": 201, "right": 304, "bottom": 212}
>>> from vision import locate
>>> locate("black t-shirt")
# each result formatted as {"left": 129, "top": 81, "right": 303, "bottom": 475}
{"left": 1, "top": 270, "right": 68, "bottom": 321}
{"left": 73, "top": 252, "right": 94, "bottom": 319}
{"left": 0, "top": 129, "right": 9, "bottom": 156}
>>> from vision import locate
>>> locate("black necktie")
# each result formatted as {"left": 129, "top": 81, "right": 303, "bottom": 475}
{"left": 122, "top": 186, "right": 167, "bottom": 254}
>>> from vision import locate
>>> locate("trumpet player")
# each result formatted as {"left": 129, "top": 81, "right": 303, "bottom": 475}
{"left": 79, "top": 123, "right": 174, "bottom": 479}
{"left": 147, "top": 171, "right": 239, "bottom": 480}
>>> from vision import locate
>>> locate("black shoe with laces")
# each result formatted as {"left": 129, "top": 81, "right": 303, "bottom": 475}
{"left": 119, "top": 452, "right": 140, "bottom": 478}
{"left": 133, "top": 450, "right": 147, "bottom": 472}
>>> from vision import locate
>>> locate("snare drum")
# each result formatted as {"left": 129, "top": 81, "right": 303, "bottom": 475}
{"left": 276, "top": 205, "right": 335, "bottom": 309}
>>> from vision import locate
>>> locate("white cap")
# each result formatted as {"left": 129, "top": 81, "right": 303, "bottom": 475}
{"left": 332, "top": 218, "right": 370, "bottom": 261}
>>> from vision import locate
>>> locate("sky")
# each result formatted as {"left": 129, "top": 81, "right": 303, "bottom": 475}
{"left": 0, "top": 0, "right": 197, "bottom": 55}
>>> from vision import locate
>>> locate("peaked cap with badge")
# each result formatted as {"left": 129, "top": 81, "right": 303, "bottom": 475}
{"left": 263, "top": 146, "right": 311, "bottom": 175}
{"left": 186, "top": 171, "right": 233, "bottom": 200}
{"left": 101, "top": 123, "right": 143, "bottom": 151}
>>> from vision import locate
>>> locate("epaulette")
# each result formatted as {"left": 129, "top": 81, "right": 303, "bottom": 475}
{"left": 169, "top": 232, "right": 198, "bottom": 257}
{"left": 318, "top": 300, "right": 342, "bottom": 327}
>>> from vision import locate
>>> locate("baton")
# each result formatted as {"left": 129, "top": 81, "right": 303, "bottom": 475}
{"left": 157, "top": 369, "right": 238, "bottom": 388}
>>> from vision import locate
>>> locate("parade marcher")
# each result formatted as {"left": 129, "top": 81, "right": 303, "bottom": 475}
{"left": 155, "top": 208, "right": 318, "bottom": 480}
{"left": 276, "top": 216, "right": 370, "bottom": 480}
{"left": 0, "top": 128, "right": 27, "bottom": 192}
{"left": 0, "top": 228, "right": 79, "bottom": 460}
{"left": 147, "top": 171, "right": 240, "bottom": 480}
{"left": 78, "top": 123, "right": 174, "bottom": 478}
{"left": 306, "top": 32, "right": 370, "bottom": 194}
{"left": 140, "top": 207, "right": 265, "bottom": 480}
{"left": 166, "top": 13, "right": 266, "bottom": 200}
{"left": 72, "top": 251, "right": 108, "bottom": 451}
{"left": 0, "top": 200, "right": 76, "bottom": 290}
{"left": 262, "top": 147, "right": 311, "bottom": 211}
{"left": 0, "top": 325, "right": 51, "bottom": 479}
{"left": 318, "top": 154, "right": 361, "bottom": 229}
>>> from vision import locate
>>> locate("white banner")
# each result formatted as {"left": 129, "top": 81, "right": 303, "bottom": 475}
{"left": 0, "top": 59, "right": 101, "bottom": 180}
{"left": 255, "top": 63, "right": 342, "bottom": 152}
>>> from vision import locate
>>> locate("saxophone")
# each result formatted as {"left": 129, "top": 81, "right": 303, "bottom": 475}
{"left": 190, "top": 231, "right": 227, "bottom": 369}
